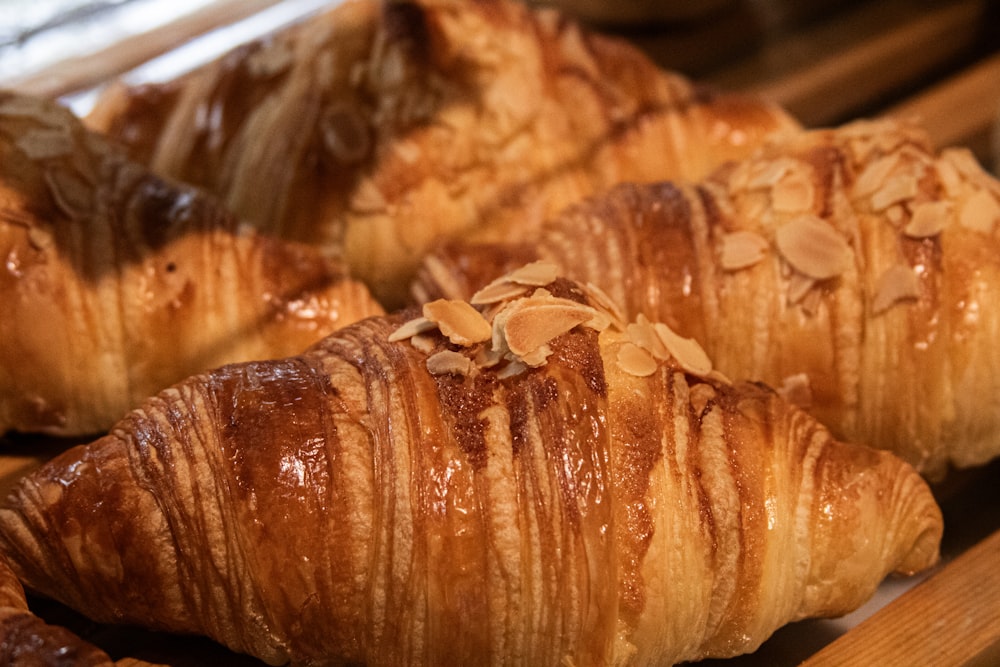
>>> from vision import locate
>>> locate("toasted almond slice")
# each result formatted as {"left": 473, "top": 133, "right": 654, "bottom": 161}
{"left": 426, "top": 350, "right": 476, "bottom": 377}
{"left": 474, "top": 345, "right": 504, "bottom": 369}
{"left": 786, "top": 272, "right": 816, "bottom": 305}
{"left": 772, "top": 172, "right": 815, "bottom": 213}
{"left": 774, "top": 216, "right": 852, "bottom": 280}
{"left": 853, "top": 154, "right": 900, "bottom": 198}
{"left": 16, "top": 128, "right": 74, "bottom": 160}
{"left": 470, "top": 280, "right": 528, "bottom": 305}
{"left": 519, "top": 344, "right": 553, "bottom": 367}
{"left": 904, "top": 201, "right": 951, "bottom": 238}
{"left": 617, "top": 342, "right": 658, "bottom": 377}
{"left": 626, "top": 316, "right": 669, "bottom": 360}
{"left": 747, "top": 159, "right": 792, "bottom": 189}
{"left": 496, "top": 359, "right": 529, "bottom": 380}
{"left": 581, "top": 281, "right": 627, "bottom": 326}
{"left": 871, "top": 171, "right": 920, "bottom": 211}
{"left": 409, "top": 334, "right": 437, "bottom": 354}
{"left": 959, "top": 190, "right": 1000, "bottom": 234}
{"left": 689, "top": 383, "right": 717, "bottom": 414}
{"left": 934, "top": 154, "right": 964, "bottom": 199}
{"left": 503, "top": 302, "right": 595, "bottom": 357}
{"left": 720, "top": 230, "right": 769, "bottom": 271}
{"left": 872, "top": 264, "right": 920, "bottom": 315}
{"left": 505, "top": 260, "right": 560, "bottom": 286}
{"left": 653, "top": 322, "right": 712, "bottom": 377}
{"left": 388, "top": 316, "right": 437, "bottom": 342}
{"left": 423, "top": 299, "right": 492, "bottom": 346}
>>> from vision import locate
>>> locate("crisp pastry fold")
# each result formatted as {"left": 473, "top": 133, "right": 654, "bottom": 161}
{"left": 0, "top": 92, "right": 384, "bottom": 437}
{"left": 84, "top": 0, "right": 799, "bottom": 306}
{"left": 0, "top": 274, "right": 941, "bottom": 665}
{"left": 415, "top": 118, "right": 1000, "bottom": 479}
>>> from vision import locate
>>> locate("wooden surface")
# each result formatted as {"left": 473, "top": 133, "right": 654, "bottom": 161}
{"left": 1, "top": 0, "right": 1000, "bottom": 665}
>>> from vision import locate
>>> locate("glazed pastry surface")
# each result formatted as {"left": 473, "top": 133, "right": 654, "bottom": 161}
{"left": 416, "top": 119, "right": 1000, "bottom": 478}
{"left": 0, "top": 92, "right": 383, "bottom": 437}
{"left": 0, "top": 274, "right": 941, "bottom": 665}
{"left": 85, "top": 0, "right": 799, "bottom": 306}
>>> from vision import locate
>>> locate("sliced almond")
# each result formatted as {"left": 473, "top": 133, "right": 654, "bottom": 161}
{"left": 470, "top": 279, "right": 529, "bottom": 305}
{"left": 959, "top": 190, "right": 1000, "bottom": 234}
{"left": 786, "top": 272, "right": 816, "bottom": 305}
{"left": 871, "top": 171, "right": 919, "bottom": 211}
{"left": 747, "top": 159, "right": 792, "bottom": 189}
{"left": 626, "top": 315, "right": 669, "bottom": 360}
{"left": 617, "top": 342, "right": 658, "bottom": 377}
{"left": 853, "top": 154, "right": 900, "bottom": 198}
{"left": 496, "top": 359, "right": 529, "bottom": 380}
{"left": 689, "top": 383, "right": 717, "bottom": 414}
{"left": 16, "top": 128, "right": 74, "bottom": 160}
{"left": 505, "top": 260, "right": 560, "bottom": 286}
{"left": 388, "top": 316, "right": 437, "bottom": 342}
{"left": 904, "top": 201, "right": 951, "bottom": 238}
{"left": 409, "top": 334, "right": 437, "bottom": 354}
{"left": 581, "top": 281, "right": 627, "bottom": 327}
{"left": 872, "top": 264, "right": 920, "bottom": 315}
{"left": 934, "top": 154, "right": 964, "bottom": 199}
{"left": 519, "top": 344, "right": 553, "bottom": 368}
{"left": 720, "top": 230, "right": 769, "bottom": 271}
{"left": 771, "top": 171, "right": 815, "bottom": 213}
{"left": 774, "top": 216, "right": 852, "bottom": 280}
{"left": 653, "top": 322, "right": 712, "bottom": 377}
{"left": 426, "top": 350, "right": 476, "bottom": 377}
{"left": 503, "top": 301, "right": 595, "bottom": 357}
{"left": 423, "top": 299, "right": 492, "bottom": 346}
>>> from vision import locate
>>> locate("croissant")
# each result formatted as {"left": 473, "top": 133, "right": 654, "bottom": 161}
{"left": 83, "top": 0, "right": 799, "bottom": 307}
{"left": 0, "top": 273, "right": 941, "bottom": 665}
{"left": 414, "top": 118, "right": 1000, "bottom": 479}
{"left": 0, "top": 92, "right": 384, "bottom": 438}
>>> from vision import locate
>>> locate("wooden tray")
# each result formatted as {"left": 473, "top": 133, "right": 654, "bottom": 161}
{"left": 2, "top": 1, "right": 1000, "bottom": 664}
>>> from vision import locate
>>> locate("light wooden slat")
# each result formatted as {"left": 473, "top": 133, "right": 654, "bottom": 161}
{"left": 708, "top": 0, "right": 990, "bottom": 127}
{"left": 2, "top": 0, "right": 288, "bottom": 99}
{"left": 881, "top": 51, "right": 1000, "bottom": 171}
{"left": 801, "top": 528, "right": 1000, "bottom": 667}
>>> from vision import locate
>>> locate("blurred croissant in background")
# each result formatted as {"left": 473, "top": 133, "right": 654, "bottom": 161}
{"left": 84, "top": 0, "right": 799, "bottom": 307}
{"left": 0, "top": 273, "right": 941, "bottom": 665}
{"left": 415, "top": 118, "right": 1000, "bottom": 479}
{"left": 0, "top": 92, "right": 383, "bottom": 438}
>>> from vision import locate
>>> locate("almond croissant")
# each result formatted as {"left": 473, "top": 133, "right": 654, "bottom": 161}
{"left": 83, "top": 0, "right": 799, "bottom": 307}
{"left": 0, "top": 275, "right": 941, "bottom": 665}
{"left": 414, "top": 118, "right": 1000, "bottom": 479}
{"left": 0, "top": 92, "right": 384, "bottom": 438}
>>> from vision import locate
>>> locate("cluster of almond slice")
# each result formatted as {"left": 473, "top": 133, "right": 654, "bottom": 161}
{"left": 390, "top": 261, "right": 716, "bottom": 382}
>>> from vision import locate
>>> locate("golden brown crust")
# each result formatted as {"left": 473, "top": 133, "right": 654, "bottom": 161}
{"left": 0, "top": 275, "right": 941, "bottom": 665}
{"left": 0, "top": 92, "right": 384, "bottom": 437}
{"left": 84, "top": 0, "right": 799, "bottom": 307}
{"left": 415, "top": 118, "right": 1000, "bottom": 478}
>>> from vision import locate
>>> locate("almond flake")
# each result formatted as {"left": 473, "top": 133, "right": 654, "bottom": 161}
{"left": 853, "top": 154, "right": 900, "bottom": 198}
{"left": 503, "top": 302, "right": 595, "bottom": 357}
{"left": 747, "top": 159, "right": 792, "bottom": 189}
{"left": 774, "top": 216, "right": 852, "bottom": 280}
{"left": 959, "top": 190, "right": 1000, "bottom": 234}
{"left": 16, "top": 128, "right": 74, "bottom": 160}
{"left": 617, "top": 342, "right": 658, "bottom": 377}
{"left": 423, "top": 299, "right": 492, "bottom": 346}
{"left": 689, "top": 383, "right": 717, "bottom": 415}
{"left": 409, "top": 334, "right": 437, "bottom": 354}
{"left": 720, "top": 230, "right": 769, "bottom": 271}
{"left": 653, "top": 322, "right": 712, "bottom": 377}
{"left": 580, "top": 281, "right": 625, "bottom": 324}
{"left": 505, "top": 260, "right": 560, "bottom": 286}
{"left": 626, "top": 315, "right": 669, "bottom": 360}
{"left": 519, "top": 344, "right": 553, "bottom": 367}
{"left": 388, "top": 316, "right": 437, "bottom": 342}
{"left": 786, "top": 272, "right": 815, "bottom": 305}
{"left": 496, "top": 359, "right": 529, "bottom": 379}
{"left": 934, "top": 154, "right": 964, "bottom": 199}
{"left": 470, "top": 279, "right": 529, "bottom": 305}
{"left": 871, "top": 172, "right": 919, "bottom": 211}
{"left": 771, "top": 172, "right": 815, "bottom": 212}
{"left": 903, "top": 201, "right": 951, "bottom": 238}
{"left": 872, "top": 264, "right": 920, "bottom": 314}
{"left": 426, "top": 350, "right": 476, "bottom": 377}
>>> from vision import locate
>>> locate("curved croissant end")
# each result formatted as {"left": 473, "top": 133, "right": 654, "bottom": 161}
{"left": 0, "top": 276, "right": 940, "bottom": 665}
{"left": 415, "top": 118, "right": 1000, "bottom": 479}
{"left": 0, "top": 92, "right": 384, "bottom": 437}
